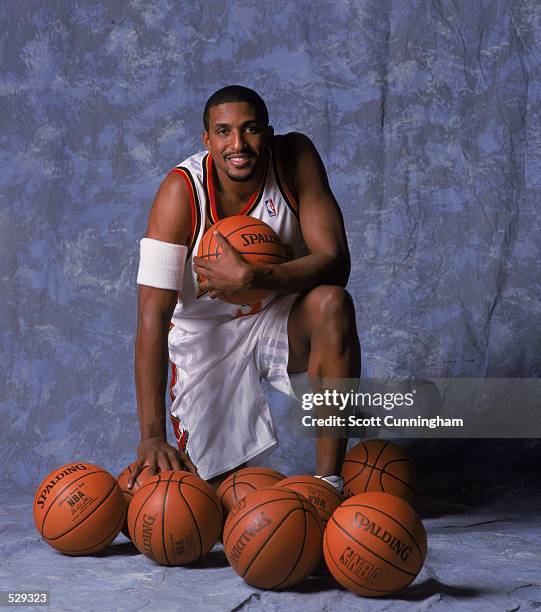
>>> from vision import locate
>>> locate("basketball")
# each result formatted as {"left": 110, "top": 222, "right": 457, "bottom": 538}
{"left": 216, "top": 466, "right": 285, "bottom": 515}
{"left": 33, "top": 462, "right": 125, "bottom": 556}
{"left": 116, "top": 462, "right": 155, "bottom": 538}
{"left": 324, "top": 492, "right": 427, "bottom": 597}
{"left": 127, "top": 470, "right": 222, "bottom": 565}
{"left": 197, "top": 215, "right": 289, "bottom": 304}
{"left": 341, "top": 440, "right": 416, "bottom": 502}
{"left": 274, "top": 475, "right": 343, "bottom": 524}
{"left": 223, "top": 487, "right": 324, "bottom": 589}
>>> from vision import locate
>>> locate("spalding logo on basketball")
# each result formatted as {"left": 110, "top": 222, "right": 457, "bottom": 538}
{"left": 197, "top": 215, "right": 289, "bottom": 305}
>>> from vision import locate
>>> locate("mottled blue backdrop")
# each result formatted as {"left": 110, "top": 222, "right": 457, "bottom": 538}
{"left": 2, "top": 0, "right": 540, "bottom": 486}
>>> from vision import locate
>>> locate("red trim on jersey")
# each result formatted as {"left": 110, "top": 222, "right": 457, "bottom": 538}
{"left": 205, "top": 155, "right": 219, "bottom": 223}
{"left": 170, "top": 414, "right": 189, "bottom": 453}
{"left": 206, "top": 153, "right": 268, "bottom": 221}
{"left": 170, "top": 168, "right": 197, "bottom": 249}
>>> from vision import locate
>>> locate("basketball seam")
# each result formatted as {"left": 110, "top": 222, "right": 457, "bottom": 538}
{"left": 342, "top": 442, "right": 368, "bottom": 488}
{"left": 240, "top": 506, "right": 304, "bottom": 584}
{"left": 377, "top": 466, "right": 416, "bottom": 495}
{"left": 364, "top": 441, "right": 389, "bottom": 493}
{"left": 229, "top": 483, "right": 257, "bottom": 509}
{"left": 161, "top": 477, "right": 172, "bottom": 566}
{"left": 45, "top": 481, "right": 120, "bottom": 541}
{"left": 217, "top": 481, "right": 243, "bottom": 507}
{"left": 274, "top": 506, "right": 309, "bottom": 589}
{"left": 232, "top": 470, "right": 238, "bottom": 506}
{"left": 219, "top": 472, "right": 282, "bottom": 509}
{"left": 276, "top": 480, "right": 342, "bottom": 503}
{"left": 345, "top": 459, "right": 415, "bottom": 492}
{"left": 229, "top": 469, "right": 283, "bottom": 478}
{"left": 179, "top": 479, "right": 222, "bottom": 519}
{"left": 177, "top": 480, "right": 203, "bottom": 562}
{"left": 223, "top": 494, "right": 305, "bottom": 549}
{"left": 276, "top": 484, "right": 339, "bottom": 523}
{"left": 131, "top": 477, "right": 162, "bottom": 554}
{"left": 378, "top": 460, "right": 416, "bottom": 493}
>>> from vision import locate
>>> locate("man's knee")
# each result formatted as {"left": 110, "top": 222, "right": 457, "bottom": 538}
{"left": 305, "top": 285, "right": 356, "bottom": 326}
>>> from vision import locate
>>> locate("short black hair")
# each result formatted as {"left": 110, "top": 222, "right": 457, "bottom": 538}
{"left": 203, "top": 85, "right": 269, "bottom": 131}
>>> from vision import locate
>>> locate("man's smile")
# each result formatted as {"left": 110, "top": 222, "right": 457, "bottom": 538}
{"left": 225, "top": 153, "right": 254, "bottom": 167}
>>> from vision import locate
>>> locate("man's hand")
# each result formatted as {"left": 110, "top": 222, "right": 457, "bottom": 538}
{"left": 193, "top": 232, "right": 255, "bottom": 298}
{"left": 127, "top": 435, "right": 199, "bottom": 488}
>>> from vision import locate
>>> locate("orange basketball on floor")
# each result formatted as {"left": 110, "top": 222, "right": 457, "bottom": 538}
{"left": 274, "top": 475, "right": 343, "bottom": 524}
{"left": 341, "top": 440, "right": 416, "bottom": 502}
{"left": 216, "top": 466, "right": 285, "bottom": 515}
{"left": 197, "top": 215, "right": 289, "bottom": 305}
{"left": 33, "top": 462, "right": 125, "bottom": 556}
{"left": 324, "top": 492, "right": 427, "bottom": 597}
{"left": 223, "top": 487, "right": 324, "bottom": 589}
{"left": 116, "top": 462, "right": 155, "bottom": 538}
{"left": 127, "top": 471, "right": 222, "bottom": 565}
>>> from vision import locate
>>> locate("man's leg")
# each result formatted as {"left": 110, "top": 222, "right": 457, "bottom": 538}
{"left": 287, "top": 285, "right": 361, "bottom": 476}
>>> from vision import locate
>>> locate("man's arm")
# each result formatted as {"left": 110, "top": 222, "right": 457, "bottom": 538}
{"left": 254, "top": 132, "right": 350, "bottom": 291}
{"left": 129, "top": 173, "right": 197, "bottom": 487}
{"left": 193, "top": 132, "right": 350, "bottom": 295}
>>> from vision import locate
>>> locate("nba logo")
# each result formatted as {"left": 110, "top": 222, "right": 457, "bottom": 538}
{"left": 265, "top": 198, "right": 277, "bottom": 216}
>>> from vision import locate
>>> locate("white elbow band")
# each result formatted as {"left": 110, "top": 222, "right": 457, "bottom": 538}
{"left": 136, "top": 238, "right": 188, "bottom": 290}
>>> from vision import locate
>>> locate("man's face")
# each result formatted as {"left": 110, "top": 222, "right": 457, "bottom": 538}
{"left": 203, "top": 102, "right": 272, "bottom": 183}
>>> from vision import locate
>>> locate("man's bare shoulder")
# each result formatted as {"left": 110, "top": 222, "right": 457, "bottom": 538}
{"left": 278, "top": 132, "right": 328, "bottom": 195}
{"left": 145, "top": 170, "right": 192, "bottom": 245}
{"left": 280, "top": 131, "right": 317, "bottom": 155}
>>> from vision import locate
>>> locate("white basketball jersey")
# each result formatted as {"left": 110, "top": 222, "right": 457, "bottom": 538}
{"left": 166, "top": 136, "right": 308, "bottom": 479}
{"left": 169, "top": 135, "right": 308, "bottom": 331}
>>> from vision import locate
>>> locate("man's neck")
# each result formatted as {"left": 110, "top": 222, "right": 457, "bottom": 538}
{"left": 212, "top": 155, "right": 267, "bottom": 210}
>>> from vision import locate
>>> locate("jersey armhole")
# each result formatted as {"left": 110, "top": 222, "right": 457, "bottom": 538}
{"left": 273, "top": 136, "right": 299, "bottom": 219}
{"left": 169, "top": 167, "right": 202, "bottom": 257}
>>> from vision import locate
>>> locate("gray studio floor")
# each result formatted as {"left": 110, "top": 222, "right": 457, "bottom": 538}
{"left": 1, "top": 480, "right": 540, "bottom": 612}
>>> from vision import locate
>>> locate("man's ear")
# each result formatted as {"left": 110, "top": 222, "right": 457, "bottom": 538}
{"left": 202, "top": 131, "right": 210, "bottom": 151}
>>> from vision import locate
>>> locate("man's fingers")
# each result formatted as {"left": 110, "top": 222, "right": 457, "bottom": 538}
{"left": 214, "top": 232, "right": 236, "bottom": 253}
{"left": 180, "top": 452, "right": 199, "bottom": 476}
{"left": 193, "top": 257, "right": 212, "bottom": 272}
{"left": 194, "top": 264, "right": 211, "bottom": 279}
{"left": 127, "top": 460, "right": 144, "bottom": 489}
{"left": 168, "top": 453, "right": 184, "bottom": 473}
{"left": 157, "top": 454, "right": 174, "bottom": 474}
{"left": 198, "top": 278, "right": 210, "bottom": 291}
{"left": 144, "top": 457, "right": 159, "bottom": 479}
{"left": 129, "top": 456, "right": 158, "bottom": 488}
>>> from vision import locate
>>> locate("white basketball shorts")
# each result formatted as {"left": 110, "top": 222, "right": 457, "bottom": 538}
{"left": 168, "top": 293, "right": 301, "bottom": 480}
